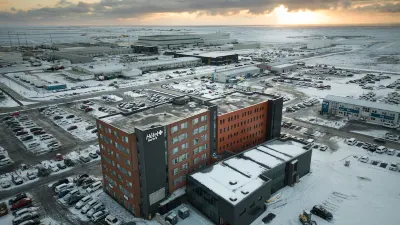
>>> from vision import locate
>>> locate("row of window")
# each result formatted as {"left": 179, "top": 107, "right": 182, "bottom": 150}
{"left": 219, "top": 117, "right": 264, "bottom": 133}
{"left": 119, "top": 184, "right": 133, "bottom": 199}
{"left": 171, "top": 115, "right": 208, "bottom": 134}
{"left": 172, "top": 153, "right": 189, "bottom": 165}
{"left": 115, "top": 142, "right": 129, "bottom": 154}
{"left": 193, "top": 153, "right": 207, "bottom": 164}
{"left": 171, "top": 133, "right": 188, "bottom": 144}
{"left": 171, "top": 143, "right": 189, "bottom": 155}
{"left": 219, "top": 107, "right": 265, "bottom": 125}
{"left": 173, "top": 175, "right": 186, "bottom": 186}
{"left": 100, "top": 134, "right": 112, "bottom": 145}
{"left": 173, "top": 162, "right": 189, "bottom": 176}
{"left": 193, "top": 125, "right": 208, "bottom": 135}
{"left": 219, "top": 135, "right": 264, "bottom": 151}
{"left": 117, "top": 164, "right": 132, "bottom": 177}
{"left": 99, "top": 124, "right": 129, "bottom": 143}
{"left": 193, "top": 144, "right": 207, "bottom": 155}
{"left": 193, "top": 134, "right": 207, "bottom": 146}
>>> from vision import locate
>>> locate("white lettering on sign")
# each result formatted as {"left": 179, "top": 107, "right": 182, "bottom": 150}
{"left": 146, "top": 130, "right": 163, "bottom": 142}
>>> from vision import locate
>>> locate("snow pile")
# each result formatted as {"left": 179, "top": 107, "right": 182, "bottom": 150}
{"left": 124, "top": 91, "right": 145, "bottom": 98}
{"left": 298, "top": 116, "right": 348, "bottom": 129}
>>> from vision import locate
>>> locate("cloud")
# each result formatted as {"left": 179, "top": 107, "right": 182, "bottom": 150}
{"left": 0, "top": 0, "right": 399, "bottom": 24}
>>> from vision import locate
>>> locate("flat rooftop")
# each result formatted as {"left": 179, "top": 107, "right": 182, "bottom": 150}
{"left": 177, "top": 51, "right": 237, "bottom": 58}
{"left": 325, "top": 95, "right": 400, "bottom": 113}
{"left": 190, "top": 139, "right": 308, "bottom": 205}
{"left": 272, "top": 63, "right": 296, "bottom": 68}
{"left": 210, "top": 92, "right": 273, "bottom": 115}
{"left": 101, "top": 100, "right": 209, "bottom": 133}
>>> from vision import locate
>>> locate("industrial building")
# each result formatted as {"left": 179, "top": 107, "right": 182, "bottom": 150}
{"left": 322, "top": 95, "right": 400, "bottom": 126}
{"left": 269, "top": 63, "right": 298, "bottom": 74}
{"left": 48, "top": 47, "right": 133, "bottom": 64}
{"left": 134, "top": 57, "right": 201, "bottom": 72}
{"left": 174, "top": 51, "right": 238, "bottom": 65}
{"left": 187, "top": 139, "right": 312, "bottom": 225}
{"left": 73, "top": 63, "right": 128, "bottom": 76}
{"left": 212, "top": 66, "right": 260, "bottom": 83}
{"left": 97, "top": 96, "right": 217, "bottom": 219}
{"left": 136, "top": 33, "right": 231, "bottom": 48}
{"left": 210, "top": 92, "right": 283, "bottom": 156}
{"left": 61, "top": 70, "right": 95, "bottom": 81}
{"left": 131, "top": 45, "right": 159, "bottom": 54}
{"left": 121, "top": 68, "right": 143, "bottom": 78}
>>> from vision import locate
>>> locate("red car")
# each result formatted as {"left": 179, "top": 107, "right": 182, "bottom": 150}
{"left": 11, "top": 198, "right": 32, "bottom": 211}
{"left": 56, "top": 153, "right": 63, "bottom": 161}
{"left": 10, "top": 112, "right": 20, "bottom": 117}
{"left": 85, "top": 107, "right": 93, "bottom": 112}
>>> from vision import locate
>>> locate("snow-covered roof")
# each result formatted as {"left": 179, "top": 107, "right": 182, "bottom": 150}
{"left": 210, "top": 92, "right": 273, "bottom": 115}
{"left": 243, "top": 149, "right": 284, "bottom": 168}
{"left": 272, "top": 63, "right": 297, "bottom": 68}
{"left": 191, "top": 163, "right": 266, "bottom": 206}
{"left": 216, "top": 66, "right": 260, "bottom": 77}
{"left": 177, "top": 51, "right": 237, "bottom": 58}
{"left": 133, "top": 57, "right": 200, "bottom": 68}
{"left": 324, "top": 95, "right": 400, "bottom": 113}
{"left": 265, "top": 140, "right": 307, "bottom": 157}
{"left": 257, "top": 146, "right": 292, "bottom": 161}
{"left": 223, "top": 157, "right": 268, "bottom": 177}
{"left": 75, "top": 63, "right": 128, "bottom": 74}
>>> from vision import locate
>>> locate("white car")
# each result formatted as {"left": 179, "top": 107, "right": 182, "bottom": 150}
{"left": 75, "top": 195, "right": 93, "bottom": 209}
{"left": 105, "top": 215, "right": 121, "bottom": 225}
{"left": 360, "top": 156, "right": 369, "bottom": 163}
{"left": 1, "top": 180, "right": 11, "bottom": 188}
{"left": 346, "top": 138, "right": 357, "bottom": 146}
{"left": 86, "top": 181, "right": 102, "bottom": 193}
{"left": 376, "top": 146, "right": 388, "bottom": 154}
{"left": 389, "top": 163, "right": 398, "bottom": 171}
{"left": 81, "top": 200, "right": 98, "bottom": 214}
{"left": 92, "top": 210, "right": 109, "bottom": 223}
{"left": 387, "top": 149, "right": 395, "bottom": 155}
{"left": 55, "top": 183, "right": 74, "bottom": 193}
{"left": 0, "top": 157, "right": 13, "bottom": 166}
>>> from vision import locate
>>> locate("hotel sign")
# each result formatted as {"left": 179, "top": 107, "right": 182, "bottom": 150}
{"left": 146, "top": 130, "right": 163, "bottom": 142}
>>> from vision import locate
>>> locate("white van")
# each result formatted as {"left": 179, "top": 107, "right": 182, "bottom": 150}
{"left": 55, "top": 183, "right": 73, "bottom": 193}
{"left": 346, "top": 138, "right": 357, "bottom": 146}
{"left": 376, "top": 146, "right": 387, "bottom": 154}
{"left": 86, "top": 181, "right": 102, "bottom": 193}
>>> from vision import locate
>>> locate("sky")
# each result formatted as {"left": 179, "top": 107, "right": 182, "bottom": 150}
{"left": 0, "top": 0, "right": 399, "bottom": 26}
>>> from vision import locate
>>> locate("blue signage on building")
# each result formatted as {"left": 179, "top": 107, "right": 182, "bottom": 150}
{"left": 321, "top": 101, "right": 329, "bottom": 114}
{"left": 338, "top": 106, "right": 359, "bottom": 114}
{"left": 371, "top": 113, "right": 395, "bottom": 120}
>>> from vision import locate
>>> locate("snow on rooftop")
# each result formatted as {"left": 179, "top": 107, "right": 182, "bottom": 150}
{"left": 272, "top": 63, "right": 297, "bottom": 68}
{"left": 257, "top": 146, "right": 292, "bottom": 161}
{"left": 266, "top": 140, "right": 307, "bottom": 157}
{"left": 243, "top": 149, "right": 284, "bottom": 168}
{"left": 191, "top": 163, "right": 265, "bottom": 205}
{"left": 178, "top": 51, "right": 237, "bottom": 58}
{"left": 325, "top": 95, "right": 400, "bottom": 113}
{"left": 224, "top": 157, "right": 268, "bottom": 178}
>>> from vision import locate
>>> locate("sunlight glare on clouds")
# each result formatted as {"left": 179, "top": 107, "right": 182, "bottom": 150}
{"left": 272, "top": 5, "right": 325, "bottom": 25}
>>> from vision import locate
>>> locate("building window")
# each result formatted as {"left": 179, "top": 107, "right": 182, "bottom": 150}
{"left": 193, "top": 128, "right": 199, "bottom": 135}
{"left": 201, "top": 134, "right": 207, "bottom": 141}
{"left": 172, "top": 158, "right": 179, "bottom": 165}
{"left": 201, "top": 115, "right": 207, "bottom": 121}
{"left": 181, "top": 163, "right": 188, "bottom": 170}
{"left": 106, "top": 128, "right": 111, "bottom": 134}
{"left": 192, "top": 118, "right": 199, "bottom": 125}
{"left": 194, "top": 157, "right": 199, "bottom": 164}
{"left": 171, "top": 137, "right": 179, "bottom": 144}
{"left": 178, "top": 133, "right": 188, "bottom": 142}
{"left": 172, "top": 147, "right": 179, "bottom": 155}
{"left": 181, "top": 143, "right": 188, "bottom": 150}
{"left": 258, "top": 196, "right": 262, "bottom": 201}
{"left": 122, "top": 136, "right": 128, "bottom": 143}
{"left": 127, "top": 181, "right": 132, "bottom": 188}
{"left": 239, "top": 208, "right": 246, "bottom": 216}
{"left": 113, "top": 131, "right": 118, "bottom": 138}
{"left": 193, "top": 138, "right": 199, "bottom": 145}
{"left": 201, "top": 153, "right": 207, "bottom": 160}
{"left": 98, "top": 123, "right": 102, "bottom": 130}
{"left": 173, "top": 168, "right": 179, "bottom": 175}
{"left": 174, "top": 176, "right": 184, "bottom": 186}
{"left": 116, "top": 153, "right": 120, "bottom": 160}
{"left": 171, "top": 125, "right": 178, "bottom": 134}
{"left": 181, "top": 122, "right": 188, "bottom": 129}
{"left": 125, "top": 159, "right": 131, "bottom": 166}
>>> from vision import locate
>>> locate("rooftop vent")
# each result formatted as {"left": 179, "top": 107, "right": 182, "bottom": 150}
{"left": 229, "top": 197, "right": 237, "bottom": 202}
{"left": 241, "top": 190, "right": 249, "bottom": 195}
{"left": 229, "top": 180, "right": 237, "bottom": 185}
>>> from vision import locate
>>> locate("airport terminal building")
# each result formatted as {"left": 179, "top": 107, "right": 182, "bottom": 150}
{"left": 187, "top": 139, "right": 312, "bottom": 225}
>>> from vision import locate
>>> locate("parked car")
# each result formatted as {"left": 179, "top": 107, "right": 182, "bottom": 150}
{"left": 68, "top": 194, "right": 84, "bottom": 206}
{"left": 86, "top": 125, "right": 96, "bottom": 130}
{"left": 319, "top": 145, "right": 328, "bottom": 151}
{"left": 64, "top": 158, "right": 75, "bottom": 167}
{"left": 79, "top": 156, "right": 91, "bottom": 163}
{"left": 85, "top": 107, "right": 94, "bottom": 112}
{"left": 92, "top": 210, "right": 109, "bottom": 223}
{"left": 54, "top": 183, "right": 74, "bottom": 193}
{"left": 75, "top": 196, "right": 93, "bottom": 209}
{"left": 346, "top": 138, "right": 357, "bottom": 145}
{"left": 87, "top": 203, "right": 105, "bottom": 218}
{"left": 9, "top": 193, "right": 27, "bottom": 205}
{"left": 12, "top": 211, "right": 39, "bottom": 224}
{"left": 311, "top": 205, "right": 333, "bottom": 221}
{"left": 13, "top": 207, "right": 38, "bottom": 217}
{"left": 66, "top": 115, "right": 75, "bottom": 119}
{"left": 86, "top": 181, "right": 102, "bottom": 193}
{"left": 389, "top": 163, "right": 398, "bottom": 171}
{"left": 387, "top": 149, "right": 395, "bottom": 155}
{"left": 262, "top": 213, "right": 276, "bottom": 224}
{"left": 82, "top": 178, "right": 96, "bottom": 189}
{"left": 21, "top": 136, "right": 33, "bottom": 142}
{"left": 11, "top": 198, "right": 32, "bottom": 211}
{"left": 81, "top": 200, "right": 98, "bottom": 214}
{"left": 374, "top": 137, "right": 386, "bottom": 143}
{"left": 12, "top": 174, "right": 23, "bottom": 185}
{"left": 1, "top": 180, "right": 11, "bottom": 189}
{"left": 33, "top": 131, "right": 46, "bottom": 136}
{"left": 57, "top": 163, "right": 67, "bottom": 170}
{"left": 105, "top": 215, "right": 121, "bottom": 225}
{"left": 360, "top": 156, "right": 369, "bottom": 163}
{"left": 52, "top": 179, "right": 69, "bottom": 190}
{"left": 376, "top": 146, "right": 388, "bottom": 154}
{"left": 53, "top": 115, "right": 63, "bottom": 120}
{"left": 17, "top": 219, "right": 41, "bottom": 225}
{"left": 58, "top": 188, "right": 73, "bottom": 199}
{"left": 0, "top": 158, "right": 13, "bottom": 166}
{"left": 26, "top": 172, "right": 36, "bottom": 180}
{"left": 67, "top": 125, "right": 78, "bottom": 131}
{"left": 89, "top": 152, "right": 98, "bottom": 159}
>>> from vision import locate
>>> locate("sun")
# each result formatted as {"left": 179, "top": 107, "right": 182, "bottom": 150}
{"left": 273, "top": 5, "right": 321, "bottom": 25}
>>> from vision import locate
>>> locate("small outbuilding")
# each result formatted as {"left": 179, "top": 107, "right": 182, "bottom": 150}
{"left": 270, "top": 63, "right": 298, "bottom": 74}
{"left": 178, "top": 207, "right": 190, "bottom": 219}
{"left": 165, "top": 212, "right": 178, "bottom": 225}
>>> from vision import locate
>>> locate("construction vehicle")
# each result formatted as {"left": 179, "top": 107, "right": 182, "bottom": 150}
{"left": 299, "top": 210, "right": 317, "bottom": 225}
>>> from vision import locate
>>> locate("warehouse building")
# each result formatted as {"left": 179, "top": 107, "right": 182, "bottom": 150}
{"left": 210, "top": 92, "right": 283, "bottom": 156}
{"left": 322, "top": 95, "right": 400, "bottom": 126}
{"left": 97, "top": 96, "right": 218, "bottom": 219}
{"left": 175, "top": 51, "right": 238, "bottom": 65}
{"left": 49, "top": 47, "right": 133, "bottom": 64}
{"left": 269, "top": 63, "right": 298, "bottom": 74}
{"left": 212, "top": 66, "right": 260, "bottom": 83}
{"left": 61, "top": 70, "right": 95, "bottom": 81}
{"left": 137, "top": 33, "right": 231, "bottom": 48}
{"left": 134, "top": 57, "right": 201, "bottom": 72}
{"left": 131, "top": 45, "right": 159, "bottom": 54}
{"left": 187, "top": 139, "right": 312, "bottom": 225}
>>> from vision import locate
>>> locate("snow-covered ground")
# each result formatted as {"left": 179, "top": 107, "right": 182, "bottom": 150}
{"left": 0, "top": 95, "right": 19, "bottom": 107}
{"left": 298, "top": 116, "right": 348, "bottom": 129}
{"left": 249, "top": 137, "right": 400, "bottom": 225}
{"left": 351, "top": 129, "right": 390, "bottom": 139}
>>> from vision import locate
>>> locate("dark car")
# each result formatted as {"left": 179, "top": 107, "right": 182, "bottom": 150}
{"left": 67, "top": 125, "right": 78, "bottom": 131}
{"left": 9, "top": 193, "right": 27, "bottom": 205}
{"left": 311, "top": 205, "right": 333, "bottom": 221}
{"left": 15, "top": 219, "right": 40, "bottom": 225}
{"left": 262, "top": 213, "right": 276, "bottom": 223}
{"left": 85, "top": 125, "right": 96, "bottom": 130}
{"left": 91, "top": 129, "right": 97, "bottom": 133}
{"left": 53, "top": 116, "right": 63, "bottom": 120}
{"left": 57, "top": 163, "right": 67, "bottom": 170}
{"left": 66, "top": 115, "right": 75, "bottom": 119}
{"left": 21, "top": 136, "right": 33, "bottom": 142}
{"left": 58, "top": 188, "right": 72, "bottom": 199}
{"left": 85, "top": 107, "right": 94, "bottom": 112}
{"left": 369, "top": 144, "right": 377, "bottom": 152}
{"left": 11, "top": 198, "right": 32, "bottom": 211}
{"left": 82, "top": 178, "right": 96, "bottom": 189}
{"left": 16, "top": 131, "right": 28, "bottom": 136}
{"left": 13, "top": 128, "right": 25, "bottom": 133}
{"left": 12, "top": 211, "right": 39, "bottom": 224}
{"left": 2, "top": 116, "right": 13, "bottom": 121}
{"left": 33, "top": 131, "right": 46, "bottom": 136}
{"left": 51, "top": 179, "right": 69, "bottom": 190}
{"left": 64, "top": 158, "right": 75, "bottom": 167}
{"left": 29, "top": 127, "right": 43, "bottom": 132}
{"left": 67, "top": 195, "right": 83, "bottom": 206}
{"left": 373, "top": 137, "right": 386, "bottom": 143}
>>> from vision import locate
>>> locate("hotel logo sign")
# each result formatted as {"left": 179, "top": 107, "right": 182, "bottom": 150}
{"left": 146, "top": 130, "right": 163, "bottom": 142}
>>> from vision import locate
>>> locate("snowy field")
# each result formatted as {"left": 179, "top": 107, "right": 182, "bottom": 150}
{"left": 250, "top": 137, "right": 400, "bottom": 225}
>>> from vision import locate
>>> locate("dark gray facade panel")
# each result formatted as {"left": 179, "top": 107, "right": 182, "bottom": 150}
{"left": 271, "top": 98, "right": 283, "bottom": 139}
{"left": 208, "top": 105, "right": 218, "bottom": 156}
{"left": 292, "top": 149, "right": 312, "bottom": 178}
{"left": 135, "top": 126, "right": 167, "bottom": 217}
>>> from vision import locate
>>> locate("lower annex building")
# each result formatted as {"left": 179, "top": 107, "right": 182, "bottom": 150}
{"left": 96, "top": 92, "right": 283, "bottom": 219}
